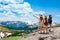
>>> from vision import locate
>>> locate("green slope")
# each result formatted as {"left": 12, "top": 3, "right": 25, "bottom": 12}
{"left": 0, "top": 24, "right": 10, "bottom": 32}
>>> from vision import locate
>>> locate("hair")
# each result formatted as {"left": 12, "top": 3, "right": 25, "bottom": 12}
{"left": 44, "top": 16, "right": 48, "bottom": 25}
{"left": 45, "top": 16, "right": 47, "bottom": 20}
{"left": 40, "top": 14, "right": 42, "bottom": 17}
{"left": 40, "top": 15, "right": 43, "bottom": 21}
{"left": 49, "top": 14, "right": 52, "bottom": 16}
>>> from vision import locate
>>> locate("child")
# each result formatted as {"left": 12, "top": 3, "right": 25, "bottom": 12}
{"left": 33, "top": 14, "right": 43, "bottom": 33}
{"left": 43, "top": 16, "right": 48, "bottom": 33}
{"left": 48, "top": 14, "right": 52, "bottom": 32}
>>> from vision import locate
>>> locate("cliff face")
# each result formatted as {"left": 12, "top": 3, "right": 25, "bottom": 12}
{"left": 20, "top": 27, "right": 60, "bottom": 40}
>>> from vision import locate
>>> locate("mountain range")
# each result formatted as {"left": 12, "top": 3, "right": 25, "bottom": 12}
{"left": 0, "top": 21, "right": 37, "bottom": 29}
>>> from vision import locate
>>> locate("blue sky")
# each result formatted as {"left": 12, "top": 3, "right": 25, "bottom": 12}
{"left": 25, "top": 0, "right": 60, "bottom": 11}
{"left": 0, "top": 0, "right": 60, "bottom": 24}
{"left": 24, "top": 0, "right": 60, "bottom": 23}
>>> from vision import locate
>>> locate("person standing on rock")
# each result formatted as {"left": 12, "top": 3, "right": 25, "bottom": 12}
{"left": 48, "top": 14, "right": 52, "bottom": 32}
{"left": 33, "top": 14, "right": 44, "bottom": 33}
{"left": 43, "top": 16, "right": 48, "bottom": 33}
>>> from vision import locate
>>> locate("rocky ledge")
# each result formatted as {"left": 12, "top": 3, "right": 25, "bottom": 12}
{"left": 20, "top": 27, "right": 60, "bottom": 40}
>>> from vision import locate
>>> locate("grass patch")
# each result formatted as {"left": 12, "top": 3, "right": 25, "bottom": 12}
{"left": 0, "top": 24, "right": 37, "bottom": 40}
{"left": 2, "top": 36, "right": 21, "bottom": 40}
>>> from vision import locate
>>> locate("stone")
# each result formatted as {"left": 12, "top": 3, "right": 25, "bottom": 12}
{"left": 20, "top": 27, "right": 60, "bottom": 40}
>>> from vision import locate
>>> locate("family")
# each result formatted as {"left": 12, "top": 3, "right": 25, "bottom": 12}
{"left": 33, "top": 14, "right": 52, "bottom": 34}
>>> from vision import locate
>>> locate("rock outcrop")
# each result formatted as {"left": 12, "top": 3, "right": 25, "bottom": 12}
{"left": 20, "top": 27, "right": 60, "bottom": 40}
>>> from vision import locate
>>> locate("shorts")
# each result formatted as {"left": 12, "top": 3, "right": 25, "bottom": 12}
{"left": 48, "top": 20, "right": 52, "bottom": 24}
{"left": 39, "top": 23, "right": 43, "bottom": 26}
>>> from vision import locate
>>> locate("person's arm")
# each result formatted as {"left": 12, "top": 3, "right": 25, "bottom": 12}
{"left": 43, "top": 18, "right": 45, "bottom": 23}
{"left": 33, "top": 15, "right": 39, "bottom": 19}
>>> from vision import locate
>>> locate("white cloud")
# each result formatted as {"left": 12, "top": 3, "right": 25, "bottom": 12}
{"left": 34, "top": 11, "right": 45, "bottom": 14}
{"left": 39, "top": 11, "right": 45, "bottom": 15}
{"left": 0, "top": 0, "right": 23, "bottom": 4}
{"left": 0, "top": 0, "right": 34, "bottom": 22}
{"left": 0, "top": 11, "right": 20, "bottom": 21}
{"left": 0, "top": 0, "right": 46, "bottom": 24}
{"left": 33, "top": 11, "right": 45, "bottom": 18}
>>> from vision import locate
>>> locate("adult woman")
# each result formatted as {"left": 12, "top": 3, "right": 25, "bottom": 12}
{"left": 33, "top": 14, "right": 44, "bottom": 33}
{"left": 43, "top": 16, "right": 48, "bottom": 33}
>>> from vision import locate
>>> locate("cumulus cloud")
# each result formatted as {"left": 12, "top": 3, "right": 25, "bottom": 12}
{"left": 39, "top": 11, "right": 45, "bottom": 14}
{"left": 0, "top": 0, "right": 23, "bottom": 4}
{"left": 0, "top": 0, "right": 34, "bottom": 22}
{"left": 0, "top": 0, "right": 46, "bottom": 24}
{"left": 0, "top": 11, "right": 20, "bottom": 21}
{"left": 33, "top": 11, "right": 45, "bottom": 17}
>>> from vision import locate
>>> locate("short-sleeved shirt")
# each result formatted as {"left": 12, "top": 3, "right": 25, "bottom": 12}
{"left": 48, "top": 16, "right": 52, "bottom": 24}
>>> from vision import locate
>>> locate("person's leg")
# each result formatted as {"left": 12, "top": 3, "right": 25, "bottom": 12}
{"left": 40, "top": 26, "right": 42, "bottom": 32}
{"left": 50, "top": 24, "right": 51, "bottom": 29}
{"left": 45, "top": 25, "right": 48, "bottom": 33}
{"left": 49, "top": 24, "right": 52, "bottom": 31}
{"left": 38, "top": 26, "right": 40, "bottom": 31}
{"left": 49, "top": 21, "right": 52, "bottom": 31}
{"left": 46, "top": 25, "right": 48, "bottom": 32}
{"left": 39, "top": 23, "right": 43, "bottom": 33}
{"left": 38, "top": 26, "right": 42, "bottom": 33}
